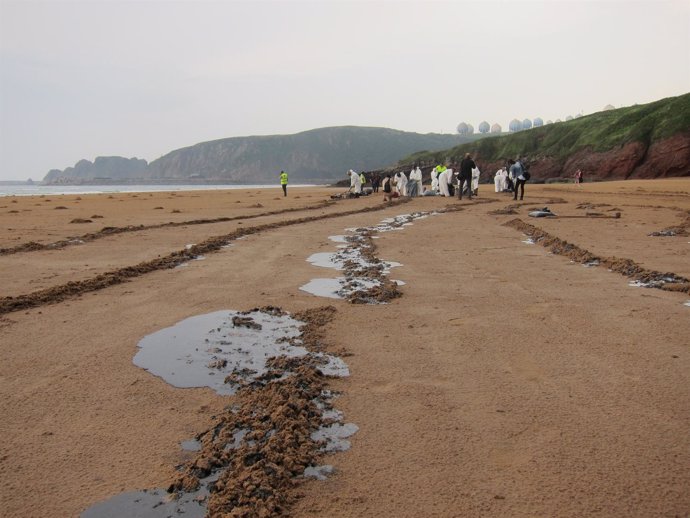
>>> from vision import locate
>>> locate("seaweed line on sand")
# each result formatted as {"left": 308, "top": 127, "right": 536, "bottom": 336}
{"left": 504, "top": 218, "right": 690, "bottom": 295}
{"left": 0, "top": 199, "right": 418, "bottom": 315}
{"left": 0, "top": 200, "right": 336, "bottom": 256}
{"left": 648, "top": 209, "right": 690, "bottom": 237}
{"left": 342, "top": 230, "right": 402, "bottom": 304}
{"left": 168, "top": 305, "right": 341, "bottom": 517}
{"left": 489, "top": 203, "right": 522, "bottom": 215}
{"left": 318, "top": 207, "right": 474, "bottom": 304}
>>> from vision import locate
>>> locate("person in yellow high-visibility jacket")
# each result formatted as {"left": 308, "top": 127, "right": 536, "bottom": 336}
{"left": 279, "top": 170, "right": 288, "bottom": 197}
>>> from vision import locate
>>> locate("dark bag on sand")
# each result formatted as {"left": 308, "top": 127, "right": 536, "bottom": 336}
{"left": 523, "top": 171, "right": 531, "bottom": 181}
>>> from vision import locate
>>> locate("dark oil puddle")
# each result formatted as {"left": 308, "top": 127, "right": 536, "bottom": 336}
{"left": 83, "top": 308, "right": 355, "bottom": 516}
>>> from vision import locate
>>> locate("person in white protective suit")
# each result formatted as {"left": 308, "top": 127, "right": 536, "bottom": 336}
{"left": 348, "top": 169, "right": 362, "bottom": 194}
{"left": 409, "top": 166, "right": 423, "bottom": 197}
{"left": 395, "top": 171, "right": 408, "bottom": 197}
{"left": 438, "top": 167, "right": 453, "bottom": 196}
{"left": 471, "top": 166, "right": 481, "bottom": 196}
{"left": 431, "top": 169, "right": 439, "bottom": 191}
{"left": 499, "top": 167, "right": 509, "bottom": 191}
{"left": 494, "top": 168, "right": 503, "bottom": 192}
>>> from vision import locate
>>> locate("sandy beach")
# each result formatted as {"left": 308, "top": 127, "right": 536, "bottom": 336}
{"left": 1, "top": 180, "right": 689, "bottom": 517}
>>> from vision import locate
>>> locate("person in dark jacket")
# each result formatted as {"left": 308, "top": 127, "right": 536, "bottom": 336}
{"left": 458, "top": 153, "right": 476, "bottom": 200}
{"left": 371, "top": 173, "right": 381, "bottom": 193}
{"left": 510, "top": 157, "right": 527, "bottom": 200}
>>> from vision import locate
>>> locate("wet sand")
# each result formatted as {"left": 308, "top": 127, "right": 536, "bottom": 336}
{"left": 1, "top": 181, "right": 689, "bottom": 517}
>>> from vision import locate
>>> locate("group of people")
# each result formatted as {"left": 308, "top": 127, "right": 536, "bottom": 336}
{"left": 346, "top": 154, "right": 484, "bottom": 202}
{"left": 282, "top": 154, "right": 537, "bottom": 202}
{"left": 428, "top": 154, "right": 481, "bottom": 199}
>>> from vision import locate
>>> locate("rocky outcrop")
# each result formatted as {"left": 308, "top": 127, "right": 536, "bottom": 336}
{"left": 626, "top": 134, "right": 690, "bottom": 179}
{"left": 44, "top": 156, "right": 149, "bottom": 184}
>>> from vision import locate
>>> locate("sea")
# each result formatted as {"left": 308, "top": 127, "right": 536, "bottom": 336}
{"left": 0, "top": 184, "right": 320, "bottom": 197}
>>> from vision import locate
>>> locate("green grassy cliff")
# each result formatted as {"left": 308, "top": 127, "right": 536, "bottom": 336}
{"left": 400, "top": 93, "right": 690, "bottom": 180}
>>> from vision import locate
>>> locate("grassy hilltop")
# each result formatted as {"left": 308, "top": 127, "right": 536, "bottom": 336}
{"left": 400, "top": 93, "right": 690, "bottom": 180}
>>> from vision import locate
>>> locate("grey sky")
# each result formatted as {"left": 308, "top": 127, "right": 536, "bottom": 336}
{"left": 1, "top": 0, "right": 688, "bottom": 181}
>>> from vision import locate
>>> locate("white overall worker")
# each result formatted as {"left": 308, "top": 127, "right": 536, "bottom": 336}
{"left": 494, "top": 168, "right": 503, "bottom": 192}
{"left": 432, "top": 164, "right": 444, "bottom": 191}
{"left": 471, "top": 166, "right": 481, "bottom": 196}
{"left": 409, "top": 166, "right": 423, "bottom": 196}
{"left": 395, "top": 171, "right": 408, "bottom": 197}
{"left": 438, "top": 167, "right": 452, "bottom": 196}
{"left": 348, "top": 169, "right": 362, "bottom": 194}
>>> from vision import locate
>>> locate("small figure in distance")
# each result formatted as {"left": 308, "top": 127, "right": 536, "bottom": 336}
{"left": 471, "top": 164, "right": 481, "bottom": 197}
{"left": 506, "top": 160, "right": 515, "bottom": 192}
{"left": 280, "top": 170, "right": 288, "bottom": 197}
{"left": 575, "top": 169, "right": 583, "bottom": 186}
{"left": 371, "top": 172, "right": 381, "bottom": 193}
{"left": 382, "top": 174, "right": 394, "bottom": 202}
{"left": 458, "top": 153, "right": 476, "bottom": 200}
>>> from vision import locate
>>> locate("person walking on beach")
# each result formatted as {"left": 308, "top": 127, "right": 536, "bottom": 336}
{"left": 458, "top": 153, "right": 476, "bottom": 200}
{"left": 575, "top": 169, "right": 583, "bottom": 185}
{"left": 280, "top": 170, "right": 288, "bottom": 197}
{"left": 381, "top": 175, "right": 394, "bottom": 202}
{"left": 511, "top": 157, "right": 527, "bottom": 200}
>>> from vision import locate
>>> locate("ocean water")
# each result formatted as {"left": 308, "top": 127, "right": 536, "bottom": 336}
{"left": 0, "top": 183, "right": 319, "bottom": 197}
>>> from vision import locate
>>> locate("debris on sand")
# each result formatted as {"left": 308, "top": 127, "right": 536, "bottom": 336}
{"left": 576, "top": 202, "right": 611, "bottom": 210}
{"left": 0, "top": 200, "right": 335, "bottom": 256}
{"left": 489, "top": 204, "right": 521, "bottom": 215}
{"left": 0, "top": 200, "right": 415, "bottom": 315}
{"left": 232, "top": 315, "right": 262, "bottom": 330}
{"left": 648, "top": 210, "right": 690, "bottom": 237}
{"left": 528, "top": 207, "right": 556, "bottom": 218}
{"left": 505, "top": 218, "right": 690, "bottom": 295}
{"left": 301, "top": 212, "right": 439, "bottom": 303}
{"left": 86, "top": 306, "right": 354, "bottom": 517}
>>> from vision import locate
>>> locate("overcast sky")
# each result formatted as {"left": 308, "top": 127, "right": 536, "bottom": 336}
{"left": 0, "top": 0, "right": 688, "bottom": 180}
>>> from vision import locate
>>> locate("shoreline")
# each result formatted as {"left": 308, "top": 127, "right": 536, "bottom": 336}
{"left": 0, "top": 183, "right": 328, "bottom": 197}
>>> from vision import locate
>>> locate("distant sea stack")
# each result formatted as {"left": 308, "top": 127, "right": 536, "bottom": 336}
{"left": 42, "top": 127, "right": 472, "bottom": 185}
{"left": 44, "top": 157, "right": 149, "bottom": 184}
